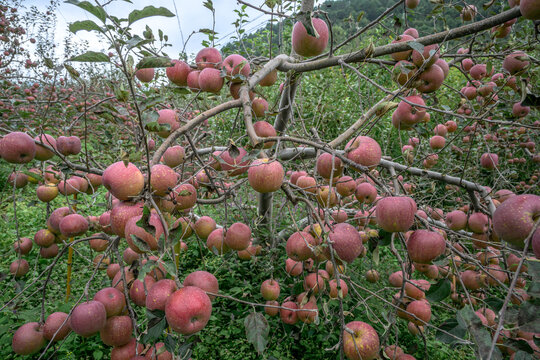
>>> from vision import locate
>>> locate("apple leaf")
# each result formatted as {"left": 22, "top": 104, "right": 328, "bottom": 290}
{"left": 407, "top": 41, "right": 424, "bottom": 54}
{"left": 143, "top": 311, "right": 167, "bottom": 343}
{"left": 435, "top": 318, "right": 467, "bottom": 345}
{"left": 504, "top": 338, "right": 535, "bottom": 354}
{"left": 244, "top": 312, "right": 269, "bottom": 354}
{"left": 513, "top": 351, "right": 535, "bottom": 360}
{"left": 520, "top": 93, "right": 540, "bottom": 107}
{"left": 528, "top": 259, "right": 540, "bottom": 280}
{"left": 21, "top": 170, "right": 43, "bottom": 183}
{"left": 377, "top": 229, "right": 392, "bottom": 246}
{"left": 458, "top": 306, "right": 503, "bottom": 360}
{"left": 69, "top": 20, "right": 103, "bottom": 34}
{"left": 372, "top": 246, "right": 380, "bottom": 266}
{"left": 128, "top": 6, "right": 175, "bottom": 25}
{"left": 65, "top": 0, "right": 107, "bottom": 23}
{"left": 518, "top": 301, "right": 540, "bottom": 333}
{"left": 130, "top": 234, "right": 151, "bottom": 252}
{"left": 228, "top": 143, "right": 240, "bottom": 158}
{"left": 136, "top": 56, "right": 173, "bottom": 69}
{"left": 426, "top": 278, "right": 451, "bottom": 302}
{"left": 145, "top": 121, "right": 170, "bottom": 134}
{"left": 137, "top": 259, "right": 156, "bottom": 280}
{"left": 484, "top": 297, "right": 504, "bottom": 312}
{"left": 125, "top": 35, "right": 151, "bottom": 51}
{"left": 69, "top": 51, "right": 110, "bottom": 63}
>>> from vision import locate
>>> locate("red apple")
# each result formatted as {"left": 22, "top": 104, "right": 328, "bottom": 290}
{"left": 94, "top": 287, "right": 126, "bottom": 317}
{"left": 135, "top": 68, "right": 154, "bottom": 82}
{"left": 345, "top": 136, "right": 381, "bottom": 169}
{"left": 225, "top": 222, "right": 251, "bottom": 251}
{"left": 43, "top": 312, "right": 70, "bottom": 341}
{"left": 286, "top": 231, "right": 317, "bottom": 261}
{"left": 375, "top": 196, "right": 417, "bottom": 232}
{"left": 183, "top": 270, "right": 219, "bottom": 300}
{"left": 165, "top": 286, "right": 212, "bottom": 335}
{"left": 492, "top": 194, "right": 540, "bottom": 248}
{"left": 407, "top": 230, "right": 446, "bottom": 263}
{"left": 166, "top": 59, "right": 191, "bottom": 86}
{"left": 222, "top": 54, "right": 250, "bottom": 81}
{"left": 59, "top": 214, "right": 88, "bottom": 237}
{"left": 146, "top": 279, "right": 178, "bottom": 311}
{"left": 248, "top": 158, "right": 284, "bottom": 193}
{"left": 261, "top": 279, "right": 280, "bottom": 300}
{"left": 162, "top": 145, "right": 185, "bottom": 168}
{"left": 70, "top": 300, "right": 107, "bottom": 337}
{"left": 56, "top": 136, "right": 81, "bottom": 156}
{"left": 12, "top": 322, "right": 44, "bottom": 355}
{"left": 343, "top": 321, "right": 380, "bottom": 360}
{"left": 0, "top": 131, "right": 35, "bottom": 163}
{"left": 102, "top": 162, "right": 144, "bottom": 201}
{"left": 195, "top": 47, "right": 222, "bottom": 69}
{"left": 328, "top": 223, "right": 364, "bottom": 263}
{"left": 291, "top": 18, "right": 329, "bottom": 57}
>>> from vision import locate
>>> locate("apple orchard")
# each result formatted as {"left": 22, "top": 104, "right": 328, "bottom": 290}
{"left": 0, "top": 0, "right": 539, "bottom": 359}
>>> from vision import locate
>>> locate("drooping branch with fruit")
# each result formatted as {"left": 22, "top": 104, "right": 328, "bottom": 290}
{"left": 0, "top": 0, "right": 539, "bottom": 359}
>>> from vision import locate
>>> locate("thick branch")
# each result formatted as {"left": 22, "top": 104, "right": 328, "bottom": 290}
{"left": 277, "top": 8, "right": 521, "bottom": 73}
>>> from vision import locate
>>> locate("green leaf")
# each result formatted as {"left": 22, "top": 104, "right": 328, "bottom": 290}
{"left": 504, "top": 338, "right": 534, "bottom": 354}
{"left": 407, "top": 41, "right": 424, "bottom": 53}
{"left": 203, "top": 0, "right": 214, "bottom": 11}
{"left": 458, "top": 306, "right": 503, "bottom": 360}
{"left": 377, "top": 229, "right": 392, "bottom": 246}
{"left": 145, "top": 121, "right": 170, "bottom": 133}
{"left": 435, "top": 318, "right": 467, "bottom": 345}
{"left": 43, "top": 57, "right": 55, "bottom": 69}
{"left": 128, "top": 6, "right": 175, "bottom": 25}
{"left": 520, "top": 93, "right": 540, "bottom": 107}
{"left": 518, "top": 301, "right": 540, "bottom": 333}
{"left": 372, "top": 247, "right": 379, "bottom": 266}
{"left": 244, "top": 312, "right": 269, "bottom": 354}
{"left": 125, "top": 35, "right": 151, "bottom": 51}
{"left": 527, "top": 259, "right": 540, "bottom": 280}
{"left": 484, "top": 297, "right": 504, "bottom": 312}
{"left": 300, "top": 15, "right": 318, "bottom": 38}
{"left": 426, "top": 279, "right": 451, "bottom": 302}
{"left": 21, "top": 170, "right": 43, "bottom": 183}
{"left": 513, "top": 351, "right": 535, "bottom": 360}
{"left": 161, "top": 259, "right": 177, "bottom": 277}
{"left": 136, "top": 56, "right": 173, "bottom": 69}
{"left": 69, "top": 51, "right": 110, "bottom": 63}
{"left": 65, "top": 0, "right": 107, "bottom": 23}
{"left": 64, "top": 64, "right": 80, "bottom": 79}
{"left": 68, "top": 20, "right": 103, "bottom": 33}
{"left": 143, "top": 313, "right": 167, "bottom": 343}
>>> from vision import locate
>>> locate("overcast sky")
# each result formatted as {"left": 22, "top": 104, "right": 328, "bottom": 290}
{"left": 24, "top": 0, "right": 279, "bottom": 58}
